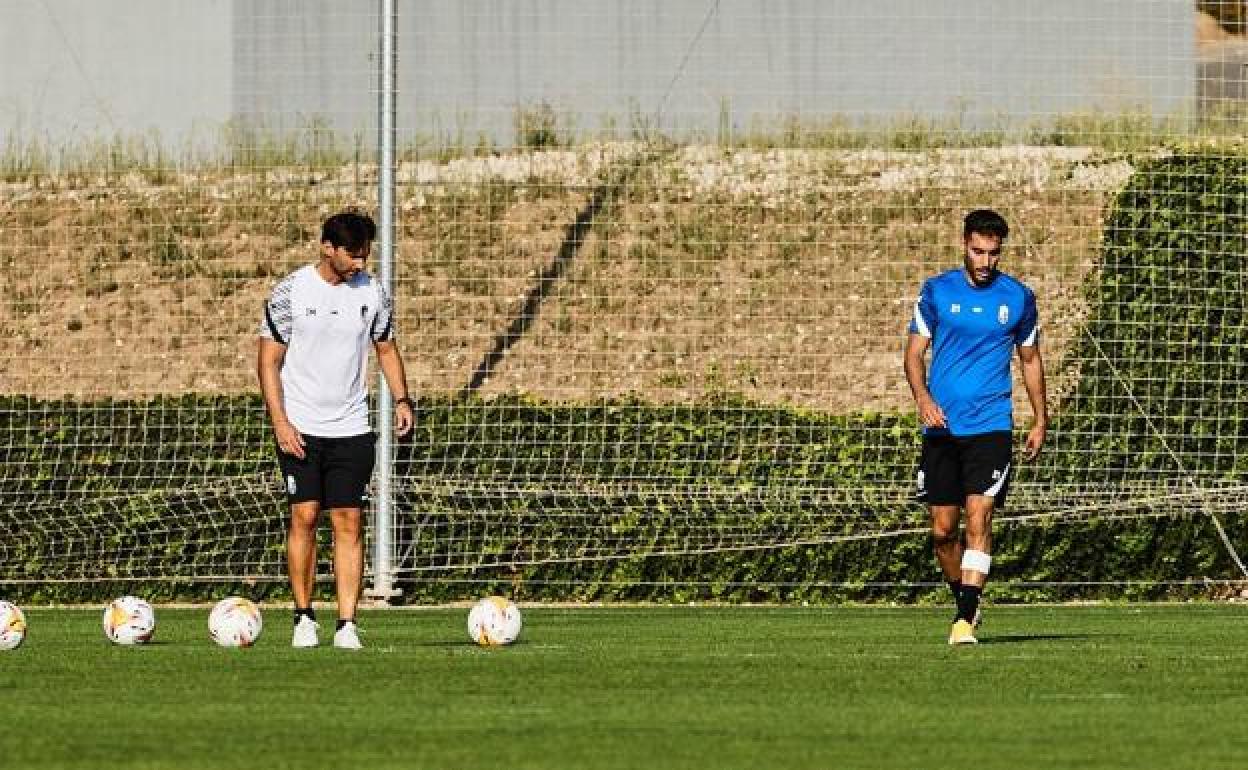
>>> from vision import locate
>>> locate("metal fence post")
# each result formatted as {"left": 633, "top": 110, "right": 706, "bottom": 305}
{"left": 370, "top": 0, "right": 399, "bottom": 602}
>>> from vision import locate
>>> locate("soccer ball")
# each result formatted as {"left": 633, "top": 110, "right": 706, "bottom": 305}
{"left": 0, "top": 601, "right": 27, "bottom": 650}
{"left": 467, "top": 596, "right": 522, "bottom": 647}
{"left": 103, "top": 596, "right": 156, "bottom": 645}
{"left": 208, "top": 597, "right": 263, "bottom": 648}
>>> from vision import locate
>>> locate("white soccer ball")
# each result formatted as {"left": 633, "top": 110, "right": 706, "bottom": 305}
{"left": 208, "top": 597, "right": 263, "bottom": 648}
{"left": 103, "top": 596, "right": 156, "bottom": 645}
{"left": 0, "top": 601, "right": 28, "bottom": 650}
{"left": 467, "top": 596, "right": 522, "bottom": 647}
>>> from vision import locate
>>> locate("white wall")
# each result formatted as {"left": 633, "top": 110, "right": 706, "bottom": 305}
{"left": 0, "top": 0, "right": 1196, "bottom": 152}
{"left": 240, "top": 0, "right": 1197, "bottom": 144}
{"left": 0, "top": 0, "right": 233, "bottom": 148}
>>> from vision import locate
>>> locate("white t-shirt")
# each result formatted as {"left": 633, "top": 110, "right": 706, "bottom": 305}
{"left": 260, "top": 265, "right": 395, "bottom": 437}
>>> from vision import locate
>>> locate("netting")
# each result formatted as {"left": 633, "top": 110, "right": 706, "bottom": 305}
{"left": 0, "top": 1, "right": 1245, "bottom": 599}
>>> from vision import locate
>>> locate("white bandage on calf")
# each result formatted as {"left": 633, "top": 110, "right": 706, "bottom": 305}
{"left": 961, "top": 549, "right": 992, "bottom": 575}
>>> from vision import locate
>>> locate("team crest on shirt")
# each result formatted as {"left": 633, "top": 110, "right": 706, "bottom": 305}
{"left": 997, "top": 305, "right": 1009, "bottom": 324}
{"left": 950, "top": 304, "right": 960, "bottom": 314}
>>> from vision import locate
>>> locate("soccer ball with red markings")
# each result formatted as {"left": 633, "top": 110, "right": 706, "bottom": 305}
{"left": 0, "top": 601, "right": 27, "bottom": 650}
{"left": 103, "top": 596, "right": 156, "bottom": 645}
{"left": 208, "top": 597, "right": 263, "bottom": 648}
{"left": 467, "top": 596, "right": 522, "bottom": 647}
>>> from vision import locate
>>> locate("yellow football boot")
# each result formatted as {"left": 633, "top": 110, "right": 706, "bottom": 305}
{"left": 948, "top": 618, "right": 978, "bottom": 645}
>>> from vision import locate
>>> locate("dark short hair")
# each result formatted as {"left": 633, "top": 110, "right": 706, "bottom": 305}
{"left": 963, "top": 209, "right": 1009, "bottom": 240}
{"left": 321, "top": 211, "right": 377, "bottom": 251}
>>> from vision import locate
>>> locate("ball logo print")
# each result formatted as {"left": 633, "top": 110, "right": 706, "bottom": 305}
{"left": 208, "top": 597, "right": 263, "bottom": 648}
{"left": 467, "top": 597, "right": 522, "bottom": 646}
{"left": 0, "top": 601, "right": 27, "bottom": 650}
{"left": 103, "top": 596, "right": 156, "bottom": 645}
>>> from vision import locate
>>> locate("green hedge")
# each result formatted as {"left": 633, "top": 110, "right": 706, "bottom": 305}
{"left": 2, "top": 149, "right": 1245, "bottom": 603}
{"left": 2, "top": 397, "right": 1242, "bottom": 603}
{"left": 1055, "top": 148, "right": 1248, "bottom": 483}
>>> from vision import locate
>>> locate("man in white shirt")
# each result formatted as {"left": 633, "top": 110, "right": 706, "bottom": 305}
{"left": 258, "top": 211, "right": 414, "bottom": 649}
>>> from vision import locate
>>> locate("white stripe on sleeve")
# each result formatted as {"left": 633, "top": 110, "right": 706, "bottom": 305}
{"left": 912, "top": 302, "right": 932, "bottom": 338}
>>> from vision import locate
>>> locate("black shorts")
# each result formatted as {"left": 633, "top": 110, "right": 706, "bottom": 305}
{"left": 915, "top": 431, "right": 1013, "bottom": 507}
{"left": 275, "top": 432, "right": 376, "bottom": 509}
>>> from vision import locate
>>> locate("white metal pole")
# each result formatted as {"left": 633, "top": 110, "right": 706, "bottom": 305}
{"left": 372, "top": 0, "right": 398, "bottom": 600}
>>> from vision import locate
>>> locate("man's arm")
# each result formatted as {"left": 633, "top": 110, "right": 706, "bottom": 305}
{"left": 257, "top": 337, "right": 305, "bottom": 459}
{"left": 1017, "top": 344, "right": 1048, "bottom": 461}
{"left": 903, "top": 332, "right": 947, "bottom": 429}
{"left": 374, "top": 340, "right": 414, "bottom": 437}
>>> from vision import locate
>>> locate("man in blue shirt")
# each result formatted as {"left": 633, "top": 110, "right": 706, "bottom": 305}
{"left": 904, "top": 209, "right": 1048, "bottom": 645}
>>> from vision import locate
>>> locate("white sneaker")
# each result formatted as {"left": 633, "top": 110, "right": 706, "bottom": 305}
{"left": 333, "top": 621, "right": 363, "bottom": 650}
{"left": 291, "top": 615, "right": 320, "bottom": 648}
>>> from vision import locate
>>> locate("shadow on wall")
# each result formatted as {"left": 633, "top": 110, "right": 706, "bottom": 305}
{"left": 1199, "top": 43, "right": 1248, "bottom": 107}
{"left": 1197, "top": 10, "right": 1248, "bottom": 111}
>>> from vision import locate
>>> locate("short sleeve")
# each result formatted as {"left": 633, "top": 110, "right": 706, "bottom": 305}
{"left": 260, "top": 276, "right": 295, "bottom": 345}
{"left": 370, "top": 283, "right": 395, "bottom": 342}
{"left": 1015, "top": 287, "right": 1039, "bottom": 347}
{"left": 908, "top": 280, "right": 937, "bottom": 338}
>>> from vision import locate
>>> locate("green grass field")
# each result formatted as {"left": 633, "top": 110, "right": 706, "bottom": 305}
{"left": 2, "top": 605, "right": 1245, "bottom": 769}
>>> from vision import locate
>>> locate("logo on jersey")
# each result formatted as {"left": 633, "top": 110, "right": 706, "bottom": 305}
{"left": 361, "top": 304, "right": 369, "bottom": 319}
{"left": 998, "top": 305, "right": 1009, "bottom": 325}
{"left": 950, "top": 304, "right": 960, "bottom": 314}
{"left": 306, "top": 308, "right": 316, "bottom": 316}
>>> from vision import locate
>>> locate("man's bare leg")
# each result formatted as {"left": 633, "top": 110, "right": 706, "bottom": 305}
{"left": 288, "top": 501, "right": 322, "bottom": 646}
{"left": 961, "top": 494, "right": 994, "bottom": 589}
{"left": 954, "top": 494, "right": 994, "bottom": 632}
{"left": 930, "top": 504, "right": 964, "bottom": 592}
{"left": 329, "top": 507, "right": 364, "bottom": 624}
{"left": 287, "top": 501, "right": 321, "bottom": 609}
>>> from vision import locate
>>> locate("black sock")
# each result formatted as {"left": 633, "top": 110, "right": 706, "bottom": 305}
{"left": 336, "top": 618, "right": 354, "bottom": 631}
{"left": 956, "top": 584, "right": 982, "bottom": 623}
{"left": 294, "top": 607, "right": 316, "bottom": 624}
{"left": 947, "top": 579, "right": 963, "bottom": 602}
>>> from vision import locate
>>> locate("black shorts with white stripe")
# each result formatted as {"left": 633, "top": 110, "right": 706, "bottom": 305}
{"left": 915, "top": 431, "right": 1012, "bottom": 507}
{"left": 275, "top": 432, "right": 376, "bottom": 509}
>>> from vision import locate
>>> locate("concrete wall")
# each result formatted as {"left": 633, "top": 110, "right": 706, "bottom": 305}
{"left": 0, "top": 0, "right": 233, "bottom": 149}
{"left": 379, "top": 0, "right": 1195, "bottom": 141}
{"left": 1, "top": 0, "right": 1196, "bottom": 150}
{"left": 232, "top": 0, "right": 376, "bottom": 137}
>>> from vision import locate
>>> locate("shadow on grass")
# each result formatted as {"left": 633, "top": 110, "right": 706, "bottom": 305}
{"left": 410, "top": 639, "right": 534, "bottom": 649}
{"left": 978, "top": 633, "right": 1115, "bottom": 645}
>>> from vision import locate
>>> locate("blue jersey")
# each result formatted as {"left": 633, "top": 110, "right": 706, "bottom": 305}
{"left": 908, "top": 269, "right": 1038, "bottom": 436}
